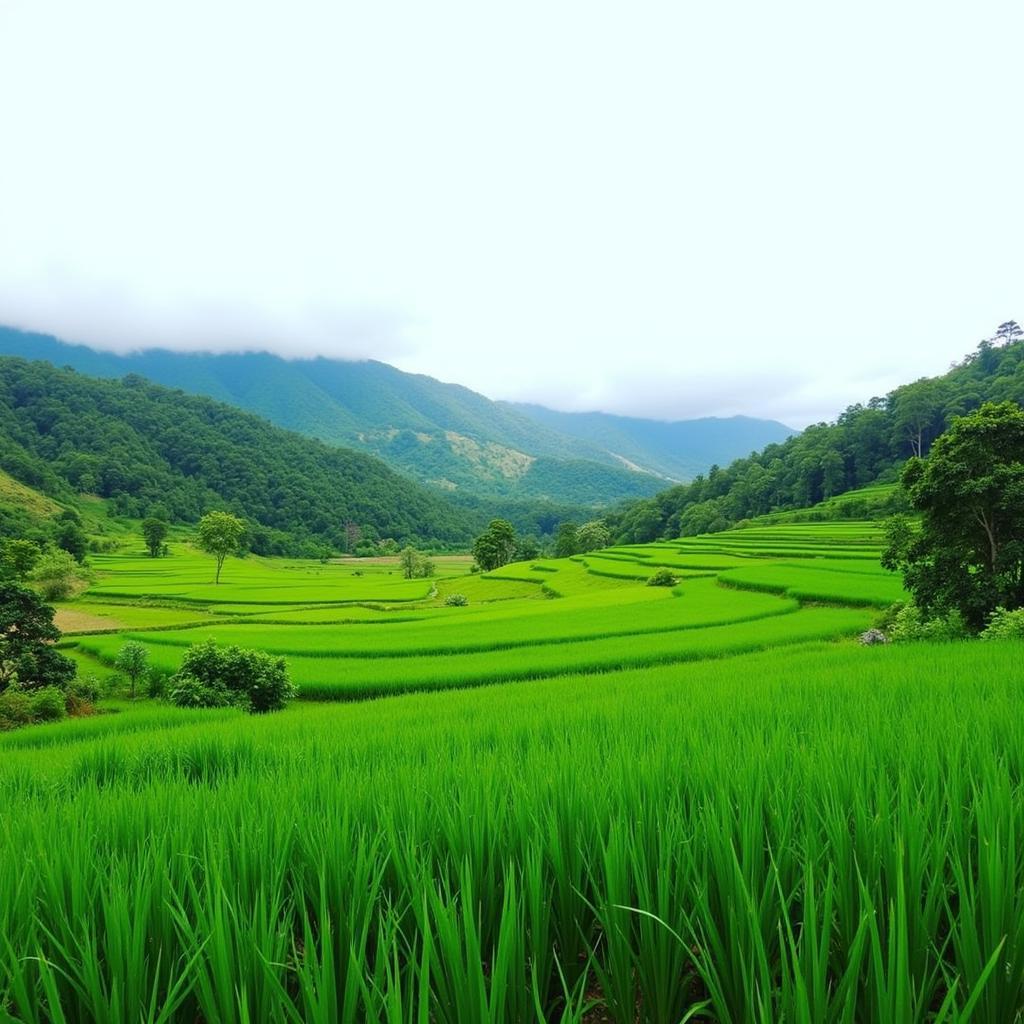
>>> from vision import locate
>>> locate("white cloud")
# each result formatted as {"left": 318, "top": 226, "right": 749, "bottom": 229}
{"left": 1, "top": 0, "right": 1021, "bottom": 427}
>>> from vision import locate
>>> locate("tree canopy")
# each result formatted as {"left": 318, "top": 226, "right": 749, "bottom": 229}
{"left": 197, "top": 511, "right": 246, "bottom": 584}
{"left": 0, "top": 583, "right": 75, "bottom": 692}
{"left": 883, "top": 401, "right": 1024, "bottom": 630}
{"left": 472, "top": 519, "right": 517, "bottom": 571}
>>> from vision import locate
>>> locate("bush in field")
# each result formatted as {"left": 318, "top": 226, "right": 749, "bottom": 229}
{"left": 647, "top": 568, "right": 678, "bottom": 588}
{"left": 888, "top": 603, "right": 968, "bottom": 642}
{"left": 29, "top": 686, "right": 67, "bottom": 722}
{"left": 0, "top": 689, "right": 32, "bottom": 728}
{"left": 0, "top": 583, "right": 76, "bottom": 693}
{"left": 980, "top": 606, "right": 1024, "bottom": 640}
{"left": 444, "top": 593, "right": 469, "bottom": 607}
{"left": 142, "top": 517, "right": 169, "bottom": 558}
{"left": 169, "top": 639, "right": 296, "bottom": 713}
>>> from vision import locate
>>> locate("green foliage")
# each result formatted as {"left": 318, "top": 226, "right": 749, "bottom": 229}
{"left": 0, "top": 689, "right": 32, "bottom": 728}
{"left": 646, "top": 567, "right": 678, "bottom": 587}
{"left": 169, "top": 638, "right": 296, "bottom": 713}
{"left": 53, "top": 510, "right": 88, "bottom": 562}
{"left": 141, "top": 516, "right": 169, "bottom": 557}
{"left": 576, "top": 520, "right": 611, "bottom": 553}
{"left": 444, "top": 593, "right": 469, "bottom": 607}
{"left": 0, "top": 357, "right": 477, "bottom": 554}
{"left": 113, "top": 641, "right": 150, "bottom": 700}
{"left": 472, "top": 518, "right": 516, "bottom": 571}
{"left": 0, "top": 583, "right": 75, "bottom": 692}
{"left": 887, "top": 604, "right": 969, "bottom": 642}
{"left": 609, "top": 333, "right": 1024, "bottom": 542}
{"left": 980, "top": 606, "right": 1024, "bottom": 641}
{"left": 28, "top": 685, "right": 67, "bottom": 722}
{"left": 196, "top": 511, "right": 246, "bottom": 584}
{"left": 554, "top": 521, "right": 579, "bottom": 558}
{"left": 398, "top": 546, "right": 434, "bottom": 579}
{"left": 884, "top": 402, "right": 1024, "bottom": 630}
{"left": 0, "top": 538, "right": 41, "bottom": 580}
{"left": 28, "top": 548, "right": 90, "bottom": 601}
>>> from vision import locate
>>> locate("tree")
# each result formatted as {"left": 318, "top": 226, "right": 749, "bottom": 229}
{"left": 0, "top": 539, "right": 41, "bottom": 580}
{"left": 995, "top": 320, "right": 1023, "bottom": 346}
{"left": 29, "top": 549, "right": 91, "bottom": 601}
{"left": 0, "top": 583, "right": 76, "bottom": 693}
{"left": 472, "top": 519, "right": 517, "bottom": 572}
{"left": 512, "top": 535, "right": 541, "bottom": 562}
{"left": 399, "top": 546, "right": 434, "bottom": 579}
{"left": 53, "top": 510, "right": 88, "bottom": 563}
{"left": 554, "top": 522, "right": 579, "bottom": 558}
{"left": 882, "top": 402, "right": 1024, "bottom": 630}
{"left": 114, "top": 640, "right": 149, "bottom": 700}
{"left": 576, "top": 521, "right": 611, "bottom": 553}
{"left": 142, "top": 517, "right": 169, "bottom": 558}
{"left": 196, "top": 511, "right": 246, "bottom": 584}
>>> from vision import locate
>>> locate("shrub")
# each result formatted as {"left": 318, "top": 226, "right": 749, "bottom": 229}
{"left": 0, "top": 689, "right": 32, "bottom": 728}
{"left": 647, "top": 568, "right": 678, "bottom": 588}
{"left": 980, "top": 606, "right": 1024, "bottom": 640}
{"left": 28, "top": 549, "right": 91, "bottom": 601}
{"left": 29, "top": 686, "right": 67, "bottom": 722}
{"left": 888, "top": 604, "right": 969, "bottom": 642}
{"left": 70, "top": 676, "right": 102, "bottom": 703}
{"left": 168, "top": 675, "right": 231, "bottom": 709}
{"left": 169, "top": 639, "right": 296, "bottom": 713}
{"left": 147, "top": 670, "right": 167, "bottom": 699}
{"left": 444, "top": 593, "right": 469, "bottom": 607}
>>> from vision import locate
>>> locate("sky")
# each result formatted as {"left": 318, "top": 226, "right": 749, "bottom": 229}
{"left": 0, "top": 1, "right": 1021, "bottom": 428}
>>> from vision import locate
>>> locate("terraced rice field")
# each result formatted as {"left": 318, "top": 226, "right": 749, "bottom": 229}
{"left": 6, "top": 523, "right": 1024, "bottom": 1022}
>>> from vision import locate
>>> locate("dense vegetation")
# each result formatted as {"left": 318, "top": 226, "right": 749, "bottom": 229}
{"left": 610, "top": 334, "right": 1024, "bottom": 541}
{"left": 0, "top": 357, "right": 483, "bottom": 553}
{"left": 3, "top": 520, "right": 1024, "bottom": 1020}
{"left": 0, "top": 327, "right": 798, "bottom": 503}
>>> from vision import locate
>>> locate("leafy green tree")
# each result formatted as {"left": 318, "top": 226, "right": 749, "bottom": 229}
{"left": 883, "top": 402, "right": 1024, "bottom": 630}
{"left": 512, "top": 535, "right": 541, "bottom": 562}
{"left": 29, "top": 549, "right": 91, "bottom": 601}
{"left": 114, "top": 640, "right": 150, "bottom": 700}
{"left": 197, "top": 511, "right": 246, "bottom": 584}
{"left": 0, "top": 539, "right": 41, "bottom": 580}
{"left": 399, "top": 546, "right": 435, "bottom": 579}
{"left": 53, "top": 510, "right": 88, "bottom": 563}
{"left": 472, "top": 519, "right": 517, "bottom": 571}
{"left": 142, "top": 517, "right": 169, "bottom": 558}
{"left": 0, "top": 583, "right": 75, "bottom": 693}
{"left": 554, "top": 522, "right": 579, "bottom": 558}
{"left": 576, "top": 521, "right": 611, "bottom": 553}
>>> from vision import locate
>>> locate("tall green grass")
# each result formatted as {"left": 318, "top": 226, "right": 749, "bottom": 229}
{"left": 3, "top": 642, "right": 1023, "bottom": 1022}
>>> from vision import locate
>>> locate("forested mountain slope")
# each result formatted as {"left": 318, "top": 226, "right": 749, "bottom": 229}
{"left": 509, "top": 404, "right": 795, "bottom": 479}
{"left": 609, "top": 335, "right": 1024, "bottom": 542}
{"left": 0, "top": 357, "right": 482, "bottom": 553}
{"left": 0, "top": 327, "right": 791, "bottom": 503}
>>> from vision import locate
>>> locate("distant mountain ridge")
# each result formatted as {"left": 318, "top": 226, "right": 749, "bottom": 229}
{"left": 0, "top": 327, "right": 795, "bottom": 505}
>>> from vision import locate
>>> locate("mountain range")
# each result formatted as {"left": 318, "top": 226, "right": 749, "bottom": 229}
{"left": 0, "top": 327, "right": 794, "bottom": 506}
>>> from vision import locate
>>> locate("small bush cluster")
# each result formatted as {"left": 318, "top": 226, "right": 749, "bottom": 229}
{"left": 980, "top": 606, "right": 1024, "bottom": 640}
{"left": 168, "top": 639, "right": 296, "bottom": 713}
{"left": 0, "top": 679, "right": 98, "bottom": 730}
{"left": 881, "top": 603, "right": 969, "bottom": 643}
{"left": 444, "top": 593, "right": 469, "bottom": 607}
{"left": 646, "top": 568, "right": 678, "bottom": 588}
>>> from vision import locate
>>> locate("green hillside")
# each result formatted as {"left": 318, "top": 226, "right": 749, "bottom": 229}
{"left": 0, "top": 357, "right": 482, "bottom": 552}
{"left": 509, "top": 403, "right": 795, "bottom": 479}
{"left": 610, "top": 335, "right": 1024, "bottom": 541}
{"left": 0, "top": 327, "right": 789, "bottom": 504}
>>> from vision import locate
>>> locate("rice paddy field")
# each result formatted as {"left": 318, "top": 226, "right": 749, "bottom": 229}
{"left": 4, "top": 523, "right": 1024, "bottom": 1022}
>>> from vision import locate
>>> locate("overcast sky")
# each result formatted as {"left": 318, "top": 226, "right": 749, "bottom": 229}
{"left": 1, "top": 1, "right": 1021, "bottom": 428}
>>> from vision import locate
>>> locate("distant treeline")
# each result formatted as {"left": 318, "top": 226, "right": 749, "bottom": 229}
{"left": 607, "top": 336, "right": 1024, "bottom": 542}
